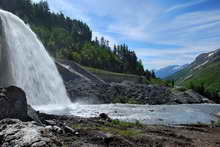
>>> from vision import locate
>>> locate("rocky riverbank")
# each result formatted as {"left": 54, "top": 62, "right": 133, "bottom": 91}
{"left": 3, "top": 112, "right": 220, "bottom": 147}
{"left": 39, "top": 113, "right": 220, "bottom": 147}
{"left": 0, "top": 86, "right": 220, "bottom": 146}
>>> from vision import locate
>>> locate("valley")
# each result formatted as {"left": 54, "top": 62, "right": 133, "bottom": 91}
{"left": 0, "top": 0, "right": 219, "bottom": 146}
{"left": 167, "top": 49, "right": 220, "bottom": 103}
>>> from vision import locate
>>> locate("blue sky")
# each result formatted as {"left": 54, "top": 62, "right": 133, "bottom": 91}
{"left": 33, "top": 0, "right": 220, "bottom": 69}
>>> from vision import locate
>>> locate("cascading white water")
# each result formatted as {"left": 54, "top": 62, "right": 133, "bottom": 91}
{"left": 0, "top": 9, "right": 71, "bottom": 105}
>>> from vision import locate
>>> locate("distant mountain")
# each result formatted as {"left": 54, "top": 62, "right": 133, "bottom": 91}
{"left": 156, "top": 64, "right": 188, "bottom": 79}
{"left": 167, "top": 49, "right": 220, "bottom": 94}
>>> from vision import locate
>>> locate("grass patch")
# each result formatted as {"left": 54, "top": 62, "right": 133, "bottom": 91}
{"left": 172, "top": 87, "right": 187, "bottom": 92}
{"left": 71, "top": 124, "right": 85, "bottom": 129}
{"left": 106, "top": 119, "right": 143, "bottom": 128}
{"left": 98, "top": 126, "right": 143, "bottom": 137}
{"left": 214, "top": 120, "right": 220, "bottom": 126}
{"left": 83, "top": 66, "right": 139, "bottom": 77}
{"left": 71, "top": 119, "right": 144, "bottom": 137}
{"left": 83, "top": 66, "right": 147, "bottom": 83}
{"left": 175, "top": 87, "right": 187, "bottom": 92}
{"left": 98, "top": 119, "right": 144, "bottom": 137}
{"left": 149, "top": 78, "right": 170, "bottom": 87}
{"left": 183, "top": 62, "right": 220, "bottom": 92}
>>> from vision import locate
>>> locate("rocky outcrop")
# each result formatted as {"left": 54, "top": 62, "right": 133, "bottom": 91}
{"left": 170, "top": 89, "right": 212, "bottom": 104}
{"left": 0, "top": 86, "right": 64, "bottom": 146}
{"left": 65, "top": 78, "right": 108, "bottom": 103}
{"left": 27, "top": 104, "right": 43, "bottom": 125}
{"left": 0, "top": 86, "right": 44, "bottom": 123}
{"left": 57, "top": 59, "right": 211, "bottom": 105}
{"left": 65, "top": 79, "right": 210, "bottom": 105}
{"left": 0, "top": 119, "right": 61, "bottom": 147}
{"left": 56, "top": 59, "right": 106, "bottom": 85}
{"left": 0, "top": 86, "right": 63, "bottom": 146}
{"left": 0, "top": 86, "right": 28, "bottom": 121}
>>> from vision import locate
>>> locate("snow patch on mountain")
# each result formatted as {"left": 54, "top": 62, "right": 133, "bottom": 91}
{"left": 193, "top": 60, "right": 209, "bottom": 70}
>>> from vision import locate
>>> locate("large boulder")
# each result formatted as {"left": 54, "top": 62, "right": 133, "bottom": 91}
{"left": 0, "top": 86, "right": 28, "bottom": 121}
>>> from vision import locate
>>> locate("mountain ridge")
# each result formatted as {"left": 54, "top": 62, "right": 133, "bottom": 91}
{"left": 155, "top": 64, "right": 188, "bottom": 79}
{"left": 167, "top": 48, "right": 220, "bottom": 102}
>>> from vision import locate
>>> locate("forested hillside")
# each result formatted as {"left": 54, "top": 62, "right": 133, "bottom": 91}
{"left": 0, "top": 0, "right": 154, "bottom": 77}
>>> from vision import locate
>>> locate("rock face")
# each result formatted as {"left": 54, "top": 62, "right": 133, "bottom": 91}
{"left": 57, "top": 59, "right": 211, "bottom": 105}
{"left": 171, "top": 89, "right": 211, "bottom": 104}
{"left": 56, "top": 59, "right": 106, "bottom": 85}
{"left": 0, "top": 119, "right": 61, "bottom": 147}
{"left": 0, "top": 86, "right": 28, "bottom": 121}
{"left": 65, "top": 78, "right": 210, "bottom": 105}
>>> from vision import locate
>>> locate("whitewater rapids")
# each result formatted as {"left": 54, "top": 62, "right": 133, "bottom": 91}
{"left": 34, "top": 103, "right": 220, "bottom": 125}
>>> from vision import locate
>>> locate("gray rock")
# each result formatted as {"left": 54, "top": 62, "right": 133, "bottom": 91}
{"left": 27, "top": 104, "right": 43, "bottom": 125}
{"left": 0, "top": 86, "right": 44, "bottom": 124}
{"left": 0, "top": 86, "right": 28, "bottom": 121}
{"left": 99, "top": 113, "right": 111, "bottom": 121}
{"left": 64, "top": 125, "right": 76, "bottom": 134}
{"left": 53, "top": 126, "right": 63, "bottom": 134}
{"left": 171, "top": 89, "right": 206, "bottom": 104}
{"left": 45, "top": 120, "right": 57, "bottom": 126}
{"left": 64, "top": 77, "right": 212, "bottom": 105}
{"left": 0, "top": 119, "right": 61, "bottom": 146}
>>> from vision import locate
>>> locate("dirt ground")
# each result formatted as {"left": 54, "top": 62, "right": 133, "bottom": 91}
{"left": 40, "top": 113, "right": 220, "bottom": 147}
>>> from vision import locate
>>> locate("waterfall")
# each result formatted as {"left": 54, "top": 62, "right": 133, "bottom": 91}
{"left": 0, "top": 9, "right": 71, "bottom": 105}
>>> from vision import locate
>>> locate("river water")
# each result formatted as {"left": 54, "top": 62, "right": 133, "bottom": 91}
{"left": 34, "top": 104, "right": 220, "bottom": 125}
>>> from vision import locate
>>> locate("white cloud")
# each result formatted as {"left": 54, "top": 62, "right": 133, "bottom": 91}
{"left": 143, "top": 58, "right": 189, "bottom": 70}
{"left": 135, "top": 47, "right": 198, "bottom": 69}
{"left": 165, "top": 0, "right": 208, "bottom": 13}
{"left": 148, "top": 10, "right": 220, "bottom": 48}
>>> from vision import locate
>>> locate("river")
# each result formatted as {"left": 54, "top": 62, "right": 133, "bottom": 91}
{"left": 34, "top": 104, "right": 220, "bottom": 125}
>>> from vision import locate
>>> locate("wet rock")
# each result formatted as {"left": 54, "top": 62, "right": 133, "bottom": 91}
{"left": 64, "top": 125, "right": 76, "bottom": 135}
{"left": 44, "top": 125, "right": 63, "bottom": 134}
{"left": 53, "top": 126, "right": 63, "bottom": 134}
{"left": 27, "top": 104, "right": 43, "bottom": 125}
{"left": 99, "top": 113, "right": 110, "bottom": 121}
{"left": 0, "top": 86, "right": 28, "bottom": 121}
{"left": 44, "top": 120, "right": 57, "bottom": 126}
{"left": 0, "top": 86, "right": 45, "bottom": 125}
{"left": 0, "top": 119, "right": 61, "bottom": 146}
{"left": 75, "top": 131, "right": 79, "bottom": 136}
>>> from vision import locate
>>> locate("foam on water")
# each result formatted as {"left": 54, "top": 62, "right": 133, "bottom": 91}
{"left": 0, "top": 10, "right": 71, "bottom": 105}
{"left": 34, "top": 104, "right": 220, "bottom": 125}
